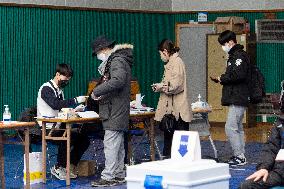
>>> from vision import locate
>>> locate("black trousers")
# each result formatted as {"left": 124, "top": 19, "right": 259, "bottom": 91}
{"left": 51, "top": 125, "right": 90, "bottom": 168}
{"left": 163, "top": 117, "right": 189, "bottom": 157}
{"left": 240, "top": 171, "right": 284, "bottom": 189}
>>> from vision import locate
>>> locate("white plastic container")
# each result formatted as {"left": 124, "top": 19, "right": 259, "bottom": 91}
{"left": 3, "top": 105, "right": 11, "bottom": 124}
{"left": 135, "top": 93, "right": 142, "bottom": 108}
{"left": 126, "top": 159, "right": 230, "bottom": 189}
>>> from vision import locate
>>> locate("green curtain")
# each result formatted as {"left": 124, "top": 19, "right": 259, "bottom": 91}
{"left": 0, "top": 5, "right": 283, "bottom": 118}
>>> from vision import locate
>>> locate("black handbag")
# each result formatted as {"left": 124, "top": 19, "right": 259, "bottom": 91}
{"left": 159, "top": 113, "right": 177, "bottom": 133}
{"left": 159, "top": 95, "right": 176, "bottom": 133}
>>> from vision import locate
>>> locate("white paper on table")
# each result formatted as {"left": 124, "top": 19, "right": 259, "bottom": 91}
{"left": 76, "top": 111, "right": 99, "bottom": 118}
{"left": 130, "top": 107, "right": 154, "bottom": 112}
{"left": 135, "top": 93, "right": 142, "bottom": 108}
{"left": 130, "top": 110, "right": 139, "bottom": 114}
{"left": 275, "top": 149, "right": 284, "bottom": 161}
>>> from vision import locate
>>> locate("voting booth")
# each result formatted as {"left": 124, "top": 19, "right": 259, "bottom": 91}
{"left": 126, "top": 131, "right": 230, "bottom": 189}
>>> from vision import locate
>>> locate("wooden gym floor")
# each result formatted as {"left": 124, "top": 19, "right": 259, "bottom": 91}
{"left": 209, "top": 123, "right": 273, "bottom": 143}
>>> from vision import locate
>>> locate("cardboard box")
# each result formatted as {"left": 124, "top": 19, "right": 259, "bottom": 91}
{"left": 77, "top": 160, "right": 96, "bottom": 177}
{"left": 214, "top": 16, "right": 246, "bottom": 34}
{"left": 126, "top": 159, "right": 230, "bottom": 189}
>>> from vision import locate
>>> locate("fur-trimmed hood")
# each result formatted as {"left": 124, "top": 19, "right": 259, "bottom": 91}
{"left": 109, "top": 43, "right": 134, "bottom": 67}
{"left": 111, "top": 44, "right": 133, "bottom": 53}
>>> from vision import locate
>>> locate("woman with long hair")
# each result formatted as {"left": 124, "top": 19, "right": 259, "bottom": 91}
{"left": 152, "top": 39, "right": 192, "bottom": 157}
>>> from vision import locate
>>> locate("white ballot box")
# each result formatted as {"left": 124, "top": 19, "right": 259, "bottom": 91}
{"left": 126, "top": 131, "right": 230, "bottom": 189}
{"left": 126, "top": 159, "right": 230, "bottom": 189}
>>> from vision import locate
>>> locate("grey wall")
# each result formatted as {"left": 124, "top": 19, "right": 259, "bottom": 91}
{"left": 0, "top": 0, "right": 283, "bottom": 11}
{"left": 172, "top": 0, "right": 266, "bottom": 11}
{"left": 0, "top": 0, "right": 172, "bottom": 11}
{"left": 265, "top": 0, "right": 284, "bottom": 10}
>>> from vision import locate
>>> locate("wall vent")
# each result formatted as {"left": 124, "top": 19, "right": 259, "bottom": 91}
{"left": 255, "top": 19, "right": 284, "bottom": 43}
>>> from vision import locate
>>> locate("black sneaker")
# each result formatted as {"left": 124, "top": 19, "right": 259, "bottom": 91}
{"left": 115, "top": 177, "right": 126, "bottom": 183}
{"left": 91, "top": 178, "right": 118, "bottom": 187}
{"left": 227, "top": 156, "right": 247, "bottom": 166}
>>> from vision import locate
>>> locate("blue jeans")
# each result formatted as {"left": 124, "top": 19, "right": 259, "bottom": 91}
{"left": 225, "top": 105, "right": 246, "bottom": 156}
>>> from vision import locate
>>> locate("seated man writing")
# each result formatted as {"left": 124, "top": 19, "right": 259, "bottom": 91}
{"left": 37, "top": 63, "right": 90, "bottom": 180}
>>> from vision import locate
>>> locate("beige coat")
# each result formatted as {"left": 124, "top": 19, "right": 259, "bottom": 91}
{"left": 154, "top": 53, "right": 192, "bottom": 122}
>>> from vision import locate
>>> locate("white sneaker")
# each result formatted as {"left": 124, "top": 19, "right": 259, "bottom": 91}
{"left": 62, "top": 166, "right": 78, "bottom": 179}
{"left": 69, "top": 169, "right": 78, "bottom": 179}
{"left": 51, "top": 166, "right": 66, "bottom": 180}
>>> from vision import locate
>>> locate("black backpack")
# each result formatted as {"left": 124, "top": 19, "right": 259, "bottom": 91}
{"left": 248, "top": 64, "right": 266, "bottom": 104}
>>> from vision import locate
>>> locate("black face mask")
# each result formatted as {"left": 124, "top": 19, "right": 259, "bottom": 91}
{"left": 58, "top": 80, "right": 69, "bottom": 88}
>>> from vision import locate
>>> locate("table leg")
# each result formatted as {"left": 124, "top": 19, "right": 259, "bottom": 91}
{"left": 24, "top": 128, "right": 30, "bottom": 189}
{"left": 66, "top": 123, "right": 71, "bottom": 186}
{"left": 149, "top": 118, "right": 155, "bottom": 161}
{"left": 127, "top": 133, "right": 132, "bottom": 165}
{"left": 42, "top": 122, "right": 47, "bottom": 183}
{"left": 0, "top": 132, "right": 5, "bottom": 189}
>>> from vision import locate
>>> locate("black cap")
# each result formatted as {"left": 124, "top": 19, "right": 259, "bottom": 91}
{"left": 91, "top": 36, "right": 115, "bottom": 56}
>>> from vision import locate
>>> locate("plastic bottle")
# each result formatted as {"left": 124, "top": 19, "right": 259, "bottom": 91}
{"left": 3, "top": 105, "right": 11, "bottom": 124}
{"left": 198, "top": 94, "right": 202, "bottom": 102}
{"left": 197, "top": 94, "right": 205, "bottom": 108}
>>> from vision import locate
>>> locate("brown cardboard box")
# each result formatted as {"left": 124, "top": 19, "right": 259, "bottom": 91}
{"left": 214, "top": 16, "right": 246, "bottom": 34}
{"left": 77, "top": 160, "right": 96, "bottom": 177}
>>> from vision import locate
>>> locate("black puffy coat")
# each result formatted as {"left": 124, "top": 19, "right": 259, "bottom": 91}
{"left": 257, "top": 121, "right": 284, "bottom": 181}
{"left": 220, "top": 44, "right": 250, "bottom": 107}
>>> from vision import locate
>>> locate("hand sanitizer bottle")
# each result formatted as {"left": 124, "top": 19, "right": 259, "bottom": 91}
{"left": 198, "top": 94, "right": 201, "bottom": 102}
{"left": 3, "top": 105, "right": 11, "bottom": 124}
{"left": 197, "top": 94, "right": 204, "bottom": 108}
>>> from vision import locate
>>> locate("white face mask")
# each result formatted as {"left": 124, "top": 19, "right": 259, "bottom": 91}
{"left": 97, "top": 53, "right": 108, "bottom": 62}
{"left": 160, "top": 52, "right": 168, "bottom": 63}
{"left": 161, "top": 56, "right": 168, "bottom": 63}
{"left": 222, "top": 44, "right": 231, "bottom": 53}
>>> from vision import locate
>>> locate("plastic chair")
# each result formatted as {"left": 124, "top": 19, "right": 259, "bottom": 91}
{"left": 270, "top": 80, "right": 284, "bottom": 117}
{"left": 127, "top": 118, "right": 163, "bottom": 165}
{"left": 82, "top": 121, "right": 105, "bottom": 171}
{"left": 127, "top": 120, "right": 148, "bottom": 165}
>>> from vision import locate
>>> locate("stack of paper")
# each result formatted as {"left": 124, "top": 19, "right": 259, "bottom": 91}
{"left": 130, "top": 107, "right": 154, "bottom": 114}
{"left": 76, "top": 111, "right": 99, "bottom": 118}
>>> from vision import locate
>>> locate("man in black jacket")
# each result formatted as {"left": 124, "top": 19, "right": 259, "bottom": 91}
{"left": 211, "top": 30, "right": 250, "bottom": 166}
{"left": 240, "top": 83, "right": 284, "bottom": 189}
